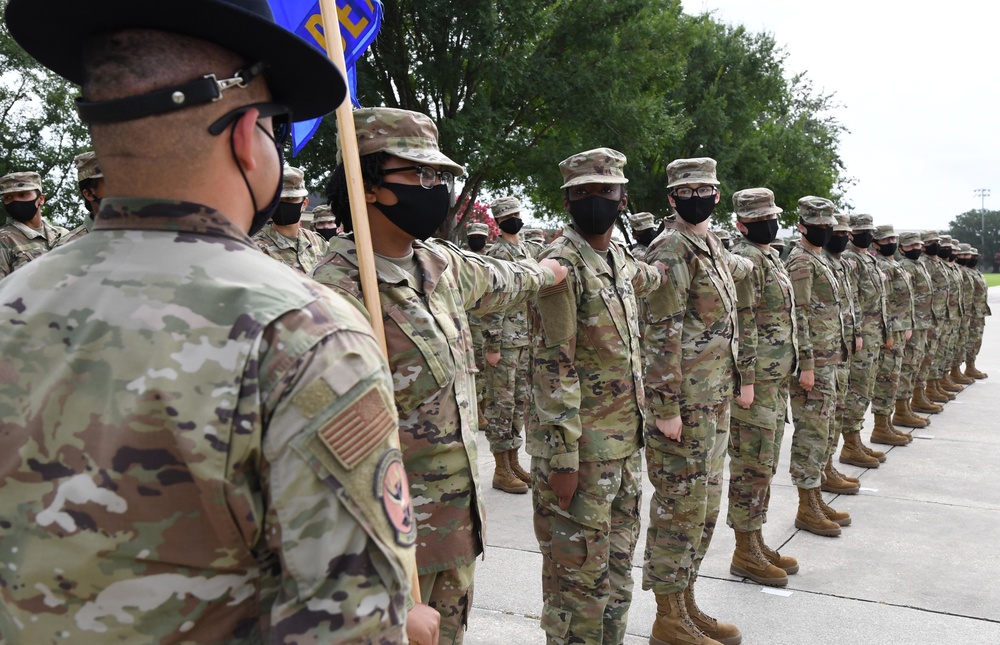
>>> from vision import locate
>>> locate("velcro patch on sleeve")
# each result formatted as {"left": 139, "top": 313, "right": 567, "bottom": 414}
{"left": 293, "top": 378, "right": 336, "bottom": 419}
{"left": 538, "top": 280, "right": 569, "bottom": 298}
{"left": 318, "top": 385, "right": 397, "bottom": 470}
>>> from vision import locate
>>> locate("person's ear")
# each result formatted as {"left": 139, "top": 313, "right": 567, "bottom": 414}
{"left": 231, "top": 108, "right": 261, "bottom": 172}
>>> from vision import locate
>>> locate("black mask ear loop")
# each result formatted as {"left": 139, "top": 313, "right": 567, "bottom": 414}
{"left": 228, "top": 118, "right": 283, "bottom": 236}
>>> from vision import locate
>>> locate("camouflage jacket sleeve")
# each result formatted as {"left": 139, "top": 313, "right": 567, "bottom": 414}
{"left": 479, "top": 241, "right": 524, "bottom": 352}
{"left": 259, "top": 303, "right": 413, "bottom": 642}
{"left": 734, "top": 252, "right": 764, "bottom": 384}
{"left": 787, "top": 254, "right": 817, "bottom": 371}
{"left": 632, "top": 257, "right": 665, "bottom": 298}
{"left": 723, "top": 245, "right": 754, "bottom": 282}
{"left": 642, "top": 240, "right": 690, "bottom": 419}
{"left": 0, "top": 244, "right": 12, "bottom": 277}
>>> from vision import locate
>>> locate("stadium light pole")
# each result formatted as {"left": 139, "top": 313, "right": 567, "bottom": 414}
{"left": 974, "top": 188, "right": 990, "bottom": 252}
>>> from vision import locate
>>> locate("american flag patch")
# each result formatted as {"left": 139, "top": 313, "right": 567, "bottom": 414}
{"left": 319, "top": 385, "right": 397, "bottom": 470}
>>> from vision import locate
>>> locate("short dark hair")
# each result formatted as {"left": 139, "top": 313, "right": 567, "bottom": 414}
{"left": 325, "top": 152, "right": 389, "bottom": 233}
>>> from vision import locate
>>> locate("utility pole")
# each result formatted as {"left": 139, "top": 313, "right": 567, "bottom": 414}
{"left": 974, "top": 188, "right": 990, "bottom": 253}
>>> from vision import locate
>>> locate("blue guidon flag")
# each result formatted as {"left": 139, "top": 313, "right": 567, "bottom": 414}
{"left": 269, "top": 0, "right": 383, "bottom": 155}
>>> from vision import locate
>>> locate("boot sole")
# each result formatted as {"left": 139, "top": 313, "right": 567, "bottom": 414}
{"left": 492, "top": 483, "right": 528, "bottom": 494}
{"left": 839, "top": 455, "right": 880, "bottom": 468}
{"left": 870, "top": 437, "right": 909, "bottom": 447}
{"left": 821, "top": 483, "right": 859, "bottom": 495}
{"left": 892, "top": 419, "right": 928, "bottom": 429}
{"left": 730, "top": 563, "right": 788, "bottom": 587}
{"left": 912, "top": 407, "right": 942, "bottom": 414}
{"left": 794, "top": 519, "right": 841, "bottom": 536}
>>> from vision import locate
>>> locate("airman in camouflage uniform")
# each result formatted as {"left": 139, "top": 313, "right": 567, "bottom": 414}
{"left": 910, "top": 231, "right": 948, "bottom": 413}
{"left": 963, "top": 247, "right": 991, "bottom": 379}
{"left": 786, "top": 196, "right": 850, "bottom": 538}
{"left": 870, "top": 225, "right": 916, "bottom": 446}
{"left": 951, "top": 243, "right": 979, "bottom": 387}
{"left": 529, "top": 147, "right": 661, "bottom": 645}
{"left": 714, "top": 227, "right": 733, "bottom": 250}
{"left": 894, "top": 231, "right": 936, "bottom": 428}
{"left": 482, "top": 196, "right": 534, "bottom": 494}
{"left": 643, "top": 157, "right": 751, "bottom": 645}
{"left": 64, "top": 150, "right": 105, "bottom": 243}
{"left": 253, "top": 166, "right": 329, "bottom": 274}
{"left": 838, "top": 214, "right": 888, "bottom": 468}
{"left": 524, "top": 228, "right": 547, "bottom": 257}
{"left": 726, "top": 188, "right": 799, "bottom": 589}
{"left": 0, "top": 3, "right": 425, "bottom": 642}
{"left": 629, "top": 211, "right": 658, "bottom": 261}
{"left": 0, "top": 171, "right": 70, "bottom": 277}
{"left": 312, "top": 203, "right": 340, "bottom": 241}
{"left": 313, "top": 107, "right": 564, "bottom": 645}
{"left": 466, "top": 221, "right": 492, "bottom": 431}
{"left": 932, "top": 235, "right": 967, "bottom": 397}
{"left": 821, "top": 214, "right": 863, "bottom": 495}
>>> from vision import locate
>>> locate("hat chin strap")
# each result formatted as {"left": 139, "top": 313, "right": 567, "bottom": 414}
{"left": 75, "top": 62, "right": 263, "bottom": 124}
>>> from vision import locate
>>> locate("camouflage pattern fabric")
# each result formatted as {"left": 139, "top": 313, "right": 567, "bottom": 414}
{"left": 785, "top": 244, "right": 845, "bottom": 488}
{"left": 938, "top": 261, "right": 965, "bottom": 374}
{"left": 62, "top": 214, "right": 95, "bottom": 244}
{"left": 0, "top": 198, "right": 413, "bottom": 643}
{"left": 727, "top": 239, "right": 796, "bottom": 531}
{"left": 966, "top": 267, "right": 991, "bottom": 360}
{"left": 955, "top": 265, "right": 976, "bottom": 366}
{"left": 924, "top": 253, "right": 955, "bottom": 379}
{"left": 836, "top": 244, "right": 884, "bottom": 434}
{"left": 253, "top": 221, "right": 330, "bottom": 274}
{"left": 0, "top": 218, "right": 71, "bottom": 277}
{"left": 532, "top": 453, "right": 642, "bottom": 645}
{"left": 644, "top": 401, "right": 730, "bottom": 592}
{"left": 871, "top": 252, "right": 913, "bottom": 414}
{"left": 641, "top": 224, "right": 747, "bottom": 595}
{"left": 312, "top": 235, "right": 556, "bottom": 642}
{"left": 482, "top": 239, "right": 533, "bottom": 452}
{"left": 898, "top": 255, "right": 934, "bottom": 398}
{"left": 826, "top": 250, "right": 861, "bottom": 442}
{"left": 418, "top": 561, "right": 476, "bottom": 645}
{"left": 528, "top": 226, "right": 659, "bottom": 642}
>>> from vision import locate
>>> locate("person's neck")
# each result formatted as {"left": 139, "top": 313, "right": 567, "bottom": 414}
{"left": 680, "top": 218, "right": 710, "bottom": 237}
{"left": 575, "top": 225, "right": 613, "bottom": 251}
{"left": 368, "top": 207, "right": 416, "bottom": 258}
{"left": 801, "top": 239, "right": 822, "bottom": 252}
{"left": 23, "top": 212, "right": 43, "bottom": 229}
{"left": 274, "top": 222, "right": 300, "bottom": 238}
{"left": 501, "top": 231, "right": 520, "bottom": 245}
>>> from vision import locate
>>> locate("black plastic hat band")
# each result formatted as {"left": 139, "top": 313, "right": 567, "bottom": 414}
{"left": 75, "top": 62, "right": 264, "bottom": 124}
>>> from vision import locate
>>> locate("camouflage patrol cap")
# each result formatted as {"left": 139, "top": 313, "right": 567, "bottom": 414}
{"left": 559, "top": 147, "right": 628, "bottom": 189}
{"left": 525, "top": 228, "right": 546, "bottom": 243}
{"left": 874, "top": 224, "right": 896, "bottom": 241}
{"left": 898, "top": 231, "right": 922, "bottom": 246}
{"left": 629, "top": 212, "right": 656, "bottom": 231}
{"left": 311, "top": 204, "right": 336, "bottom": 225}
{"left": 922, "top": 230, "right": 940, "bottom": 243}
{"left": 733, "top": 187, "right": 782, "bottom": 221}
{"left": 74, "top": 151, "right": 103, "bottom": 182}
{"left": 281, "top": 166, "right": 308, "bottom": 198}
{"left": 467, "top": 222, "right": 490, "bottom": 237}
{"left": 0, "top": 171, "right": 42, "bottom": 195}
{"left": 490, "top": 196, "right": 522, "bottom": 221}
{"left": 939, "top": 234, "right": 953, "bottom": 248}
{"left": 833, "top": 214, "right": 852, "bottom": 232}
{"left": 348, "top": 107, "right": 466, "bottom": 177}
{"left": 850, "top": 214, "right": 876, "bottom": 232}
{"left": 666, "top": 157, "right": 719, "bottom": 189}
{"left": 957, "top": 243, "right": 972, "bottom": 254}
{"left": 952, "top": 237, "right": 962, "bottom": 247}
{"left": 771, "top": 237, "right": 786, "bottom": 250}
{"left": 971, "top": 247, "right": 980, "bottom": 256}
{"left": 797, "top": 196, "right": 836, "bottom": 225}
{"left": 714, "top": 229, "right": 731, "bottom": 241}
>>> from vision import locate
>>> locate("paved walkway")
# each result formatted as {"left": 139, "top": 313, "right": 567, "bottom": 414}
{"left": 463, "top": 289, "right": 1000, "bottom": 644}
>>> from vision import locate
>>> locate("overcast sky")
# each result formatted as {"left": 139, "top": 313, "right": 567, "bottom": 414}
{"left": 681, "top": 0, "right": 1000, "bottom": 232}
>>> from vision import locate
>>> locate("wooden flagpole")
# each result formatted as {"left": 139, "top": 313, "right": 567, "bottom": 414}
{"left": 319, "top": 0, "right": 423, "bottom": 607}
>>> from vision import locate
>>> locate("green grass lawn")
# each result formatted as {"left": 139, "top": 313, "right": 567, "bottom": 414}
{"left": 984, "top": 273, "right": 1000, "bottom": 288}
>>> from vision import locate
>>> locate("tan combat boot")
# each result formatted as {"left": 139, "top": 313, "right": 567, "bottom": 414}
{"left": 506, "top": 448, "right": 531, "bottom": 486}
{"left": 940, "top": 372, "right": 964, "bottom": 392}
{"left": 840, "top": 432, "right": 881, "bottom": 468}
{"left": 860, "top": 439, "right": 887, "bottom": 463}
{"left": 492, "top": 452, "right": 528, "bottom": 494}
{"left": 731, "top": 530, "right": 788, "bottom": 586}
{"left": 951, "top": 364, "right": 975, "bottom": 385}
{"left": 905, "top": 399, "right": 931, "bottom": 426}
{"left": 911, "top": 385, "right": 943, "bottom": 414}
{"left": 684, "top": 582, "right": 742, "bottom": 645}
{"left": 892, "top": 399, "right": 928, "bottom": 429}
{"left": 754, "top": 530, "right": 799, "bottom": 574}
{"left": 871, "top": 414, "right": 909, "bottom": 446}
{"left": 794, "top": 487, "right": 841, "bottom": 537}
{"left": 965, "top": 358, "right": 988, "bottom": 380}
{"left": 650, "top": 591, "right": 722, "bottom": 645}
{"left": 886, "top": 414, "right": 913, "bottom": 443}
{"left": 926, "top": 379, "right": 953, "bottom": 402}
{"left": 821, "top": 457, "right": 860, "bottom": 494}
{"left": 813, "top": 488, "right": 851, "bottom": 527}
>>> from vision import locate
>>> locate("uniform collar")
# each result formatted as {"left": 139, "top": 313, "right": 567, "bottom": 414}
{"left": 92, "top": 197, "right": 254, "bottom": 246}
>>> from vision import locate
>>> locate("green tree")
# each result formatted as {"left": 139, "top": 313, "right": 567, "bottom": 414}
{"left": 948, "top": 209, "right": 1000, "bottom": 270}
{"left": 0, "top": 0, "right": 92, "bottom": 228}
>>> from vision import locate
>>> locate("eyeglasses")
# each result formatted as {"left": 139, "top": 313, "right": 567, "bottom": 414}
{"left": 208, "top": 102, "right": 292, "bottom": 147}
{"left": 382, "top": 165, "right": 455, "bottom": 193}
{"left": 672, "top": 186, "right": 718, "bottom": 200}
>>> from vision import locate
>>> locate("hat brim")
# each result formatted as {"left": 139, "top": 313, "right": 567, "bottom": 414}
{"left": 4, "top": 0, "right": 346, "bottom": 122}
{"left": 281, "top": 188, "right": 309, "bottom": 198}
{"left": 851, "top": 225, "right": 876, "bottom": 232}
{"left": 560, "top": 175, "right": 629, "bottom": 190}
{"left": 736, "top": 206, "right": 782, "bottom": 221}
{"left": 666, "top": 178, "right": 720, "bottom": 189}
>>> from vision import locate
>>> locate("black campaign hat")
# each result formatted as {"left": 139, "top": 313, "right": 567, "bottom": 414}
{"left": 4, "top": 0, "right": 346, "bottom": 122}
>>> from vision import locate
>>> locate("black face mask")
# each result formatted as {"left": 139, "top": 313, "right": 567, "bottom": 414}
{"left": 568, "top": 195, "right": 621, "bottom": 235}
{"left": 3, "top": 198, "right": 40, "bottom": 223}
{"left": 939, "top": 248, "right": 953, "bottom": 260}
{"left": 271, "top": 201, "right": 303, "bottom": 226}
{"left": 802, "top": 223, "right": 832, "bottom": 248}
{"left": 876, "top": 242, "right": 898, "bottom": 257}
{"left": 742, "top": 219, "right": 779, "bottom": 245}
{"left": 825, "top": 234, "right": 849, "bottom": 255}
{"left": 468, "top": 236, "right": 487, "bottom": 252}
{"left": 903, "top": 248, "right": 922, "bottom": 261}
{"left": 634, "top": 229, "right": 657, "bottom": 247}
{"left": 924, "top": 242, "right": 940, "bottom": 256}
{"left": 498, "top": 218, "right": 523, "bottom": 235}
{"left": 673, "top": 194, "right": 716, "bottom": 225}
{"left": 316, "top": 228, "right": 338, "bottom": 241}
{"left": 376, "top": 183, "right": 451, "bottom": 240}
{"left": 851, "top": 232, "right": 873, "bottom": 249}
{"left": 232, "top": 123, "right": 282, "bottom": 237}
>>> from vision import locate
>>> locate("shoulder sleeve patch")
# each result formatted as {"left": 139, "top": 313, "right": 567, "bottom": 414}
{"left": 293, "top": 378, "right": 336, "bottom": 419}
{"left": 318, "top": 384, "right": 397, "bottom": 470}
{"left": 536, "top": 275, "right": 576, "bottom": 345}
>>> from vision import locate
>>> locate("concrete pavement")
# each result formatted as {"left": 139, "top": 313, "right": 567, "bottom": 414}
{"left": 462, "top": 290, "right": 1000, "bottom": 644}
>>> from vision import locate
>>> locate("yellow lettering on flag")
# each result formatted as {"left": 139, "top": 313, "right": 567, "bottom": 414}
{"left": 338, "top": 2, "right": 370, "bottom": 40}
{"left": 305, "top": 13, "right": 327, "bottom": 49}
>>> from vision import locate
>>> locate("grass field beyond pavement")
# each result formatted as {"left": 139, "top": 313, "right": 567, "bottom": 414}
{"left": 984, "top": 273, "right": 1000, "bottom": 288}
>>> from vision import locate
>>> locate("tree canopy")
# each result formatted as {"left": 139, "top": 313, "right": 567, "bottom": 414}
{"left": 948, "top": 209, "right": 1000, "bottom": 268}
